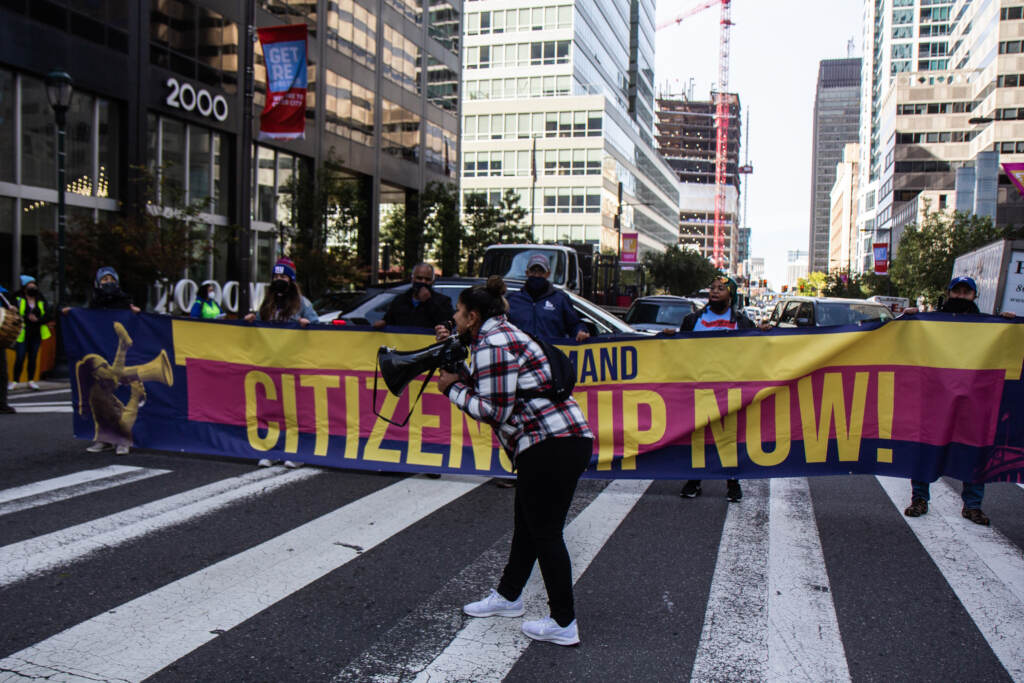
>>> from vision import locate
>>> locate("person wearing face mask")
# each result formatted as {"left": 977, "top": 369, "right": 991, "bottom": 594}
{"left": 10, "top": 275, "right": 52, "bottom": 391}
{"left": 0, "top": 284, "right": 16, "bottom": 413}
{"left": 437, "top": 275, "right": 593, "bottom": 647}
{"left": 505, "top": 254, "right": 589, "bottom": 343}
{"left": 189, "top": 283, "right": 224, "bottom": 319}
{"left": 244, "top": 258, "right": 316, "bottom": 469}
{"left": 243, "top": 258, "right": 317, "bottom": 327}
{"left": 375, "top": 262, "right": 453, "bottom": 330}
{"left": 900, "top": 276, "right": 1014, "bottom": 526}
{"left": 677, "top": 275, "right": 760, "bottom": 503}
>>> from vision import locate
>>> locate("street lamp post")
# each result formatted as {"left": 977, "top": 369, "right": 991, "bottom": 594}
{"left": 46, "top": 69, "right": 73, "bottom": 378}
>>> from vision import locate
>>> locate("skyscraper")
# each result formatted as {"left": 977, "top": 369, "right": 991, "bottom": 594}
{"left": 808, "top": 58, "right": 861, "bottom": 274}
{"left": 460, "top": 0, "right": 680, "bottom": 256}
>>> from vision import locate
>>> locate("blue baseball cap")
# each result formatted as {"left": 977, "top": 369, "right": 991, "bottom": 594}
{"left": 947, "top": 276, "right": 977, "bottom": 293}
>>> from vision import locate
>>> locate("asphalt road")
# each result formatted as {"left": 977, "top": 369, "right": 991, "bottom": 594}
{"left": 1, "top": 388, "right": 1023, "bottom": 682}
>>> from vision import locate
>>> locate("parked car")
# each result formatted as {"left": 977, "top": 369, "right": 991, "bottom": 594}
{"left": 312, "top": 290, "right": 379, "bottom": 322}
{"left": 325, "top": 277, "right": 645, "bottom": 336}
{"left": 766, "top": 296, "right": 894, "bottom": 328}
{"left": 622, "top": 295, "right": 700, "bottom": 332}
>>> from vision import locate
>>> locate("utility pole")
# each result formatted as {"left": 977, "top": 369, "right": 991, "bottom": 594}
{"left": 238, "top": 0, "right": 256, "bottom": 314}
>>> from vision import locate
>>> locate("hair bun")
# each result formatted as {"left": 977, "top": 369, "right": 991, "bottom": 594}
{"left": 485, "top": 275, "right": 507, "bottom": 297}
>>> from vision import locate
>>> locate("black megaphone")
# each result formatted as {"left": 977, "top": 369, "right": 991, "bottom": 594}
{"left": 373, "top": 337, "right": 469, "bottom": 426}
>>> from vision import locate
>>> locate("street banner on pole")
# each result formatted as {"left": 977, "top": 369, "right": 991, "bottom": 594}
{"left": 257, "top": 24, "right": 307, "bottom": 141}
{"left": 621, "top": 232, "right": 639, "bottom": 264}
{"left": 873, "top": 243, "right": 889, "bottom": 275}
{"left": 1002, "top": 162, "right": 1024, "bottom": 197}
{"left": 65, "top": 311, "right": 1024, "bottom": 484}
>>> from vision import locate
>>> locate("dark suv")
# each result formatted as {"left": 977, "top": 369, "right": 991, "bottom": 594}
{"left": 767, "top": 297, "right": 894, "bottom": 328}
{"left": 622, "top": 295, "right": 699, "bottom": 332}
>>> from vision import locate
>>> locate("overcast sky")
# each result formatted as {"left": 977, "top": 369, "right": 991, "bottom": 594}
{"left": 653, "top": 0, "right": 865, "bottom": 286}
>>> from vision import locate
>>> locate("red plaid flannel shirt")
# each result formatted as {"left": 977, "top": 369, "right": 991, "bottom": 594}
{"left": 446, "top": 315, "right": 592, "bottom": 458}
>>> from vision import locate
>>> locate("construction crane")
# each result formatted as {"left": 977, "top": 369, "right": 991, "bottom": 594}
{"left": 657, "top": 0, "right": 735, "bottom": 270}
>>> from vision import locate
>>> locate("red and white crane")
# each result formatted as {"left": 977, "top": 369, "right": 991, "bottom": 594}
{"left": 658, "top": 0, "right": 734, "bottom": 270}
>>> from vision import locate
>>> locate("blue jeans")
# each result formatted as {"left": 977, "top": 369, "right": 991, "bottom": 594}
{"left": 911, "top": 480, "right": 984, "bottom": 510}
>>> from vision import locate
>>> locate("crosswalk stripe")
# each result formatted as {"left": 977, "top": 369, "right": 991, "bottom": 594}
{"left": 409, "top": 479, "right": 652, "bottom": 682}
{"left": 877, "top": 475, "right": 1024, "bottom": 680}
{"left": 0, "top": 474, "right": 484, "bottom": 683}
{"left": 690, "top": 479, "right": 770, "bottom": 682}
{"left": 7, "top": 388, "right": 71, "bottom": 399}
{"left": 768, "top": 477, "right": 850, "bottom": 682}
{"left": 6, "top": 401, "right": 71, "bottom": 407}
{"left": 12, "top": 406, "right": 73, "bottom": 413}
{"left": 0, "top": 466, "right": 320, "bottom": 587}
{"left": 0, "top": 465, "right": 170, "bottom": 517}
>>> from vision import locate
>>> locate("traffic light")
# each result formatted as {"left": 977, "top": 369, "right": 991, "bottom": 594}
{"left": 781, "top": 284, "right": 788, "bottom": 292}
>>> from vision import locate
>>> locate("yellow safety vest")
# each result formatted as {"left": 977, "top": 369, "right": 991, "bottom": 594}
{"left": 200, "top": 300, "right": 222, "bottom": 319}
{"left": 17, "top": 297, "right": 51, "bottom": 343}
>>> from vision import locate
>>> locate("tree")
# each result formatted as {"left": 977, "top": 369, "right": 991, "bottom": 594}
{"left": 642, "top": 245, "right": 718, "bottom": 296}
{"left": 422, "top": 181, "right": 460, "bottom": 275}
{"left": 889, "top": 208, "right": 1022, "bottom": 306}
{"left": 460, "top": 189, "right": 531, "bottom": 275}
{"left": 43, "top": 164, "right": 214, "bottom": 307}
{"left": 797, "top": 271, "right": 828, "bottom": 296}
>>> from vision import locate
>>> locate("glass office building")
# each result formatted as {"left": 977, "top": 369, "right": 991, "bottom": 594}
{"left": 0, "top": 0, "right": 461, "bottom": 298}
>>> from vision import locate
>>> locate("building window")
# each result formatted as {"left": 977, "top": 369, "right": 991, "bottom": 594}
{"left": 425, "top": 57, "right": 458, "bottom": 112}
{"left": 1001, "top": 6, "right": 1024, "bottom": 20}
{"left": 385, "top": 0, "right": 422, "bottom": 25}
{"left": 383, "top": 24, "right": 421, "bottom": 93}
{"left": 325, "top": 70, "right": 374, "bottom": 147}
{"left": 150, "top": 0, "right": 239, "bottom": 94}
{"left": 326, "top": 0, "right": 377, "bottom": 69}
{"left": 147, "top": 113, "right": 228, "bottom": 215}
{"left": 382, "top": 99, "right": 420, "bottom": 162}
{"left": 428, "top": 0, "right": 460, "bottom": 56}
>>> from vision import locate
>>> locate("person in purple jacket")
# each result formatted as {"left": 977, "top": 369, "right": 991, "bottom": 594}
{"left": 506, "top": 254, "right": 590, "bottom": 343}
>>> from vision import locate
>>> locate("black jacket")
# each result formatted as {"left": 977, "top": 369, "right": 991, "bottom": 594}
{"left": 89, "top": 286, "right": 134, "bottom": 310}
{"left": 383, "top": 288, "right": 454, "bottom": 328}
{"left": 680, "top": 305, "right": 755, "bottom": 332}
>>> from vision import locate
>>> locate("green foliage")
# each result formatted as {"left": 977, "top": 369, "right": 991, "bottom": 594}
{"left": 820, "top": 269, "right": 893, "bottom": 298}
{"left": 422, "top": 182, "right": 461, "bottom": 276}
{"left": 889, "top": 209, "right": 1021, "bottom": 306}
{"left": 461, "top": 189, "right": 531, "bottom": 275}
{"left": 797, "top": 271, "right": 828, "bottom": 296}
{"left": 279, "top": 156, "right": 369, "bottom": 296}
{"left": 44, "top": 164, "right": 215, "bottom": 307}
{"left": 642, "top": 245, "right": 718, "bottom": 296}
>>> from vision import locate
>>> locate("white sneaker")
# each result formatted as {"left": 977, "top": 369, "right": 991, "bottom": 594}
{"left": 257, "top": 458, "right": 274, "bottom": 467}
{"left": 115, "top": 444, "right": 130, "bottom": 456}
{"left": 86, "top": 441, "right": 112, "bottom": 453}
{"left": 521, "top": 617, "right": 580, "bottom": 646}
{"left": 28, "top": 381, "right": 40, "bottom": 390}
{"left": 283, "top": 460, "right": 304, "bottom": 469}
{"left": 7, "top": 382, "right": 16, "bottom": 391}
{"left": 463, "top": 589, "right": 525, "bottom": 618}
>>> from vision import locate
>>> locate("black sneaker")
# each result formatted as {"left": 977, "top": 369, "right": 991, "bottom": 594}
{"left": 680, "top": 480, "right": 702, "bottom": 498}
{"left": 726, "top": 479, "right": 742, "bottom": 502}
{"left": 904, "top": 498, "right": 928, "bottom": 517}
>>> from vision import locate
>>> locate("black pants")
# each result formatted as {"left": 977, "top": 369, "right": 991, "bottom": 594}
{"left": 13, "top": 332, "right": 41, "bottom": 382}
{"left": 497, "top": 436, "right": 592, "bottom": 627}
{"left": 0, "top": 347, "right": 9, "bottom": 407}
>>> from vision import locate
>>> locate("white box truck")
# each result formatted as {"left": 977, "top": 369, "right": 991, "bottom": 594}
{"left": 951, "top": 239, "right": 1024, "bottom": 315}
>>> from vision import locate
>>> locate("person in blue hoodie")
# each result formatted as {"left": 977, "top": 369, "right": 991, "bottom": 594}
{"left": 506, "top": 254, "right": 590, "bottom": 343}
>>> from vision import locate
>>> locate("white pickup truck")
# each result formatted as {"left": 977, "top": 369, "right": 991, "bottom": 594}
{"left": 480, "top": 244, "right": 583, "bottom": 293}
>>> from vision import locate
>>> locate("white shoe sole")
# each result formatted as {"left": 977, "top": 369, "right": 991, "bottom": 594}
{"left": 521, "top": 627, "right": 579, "bottom": 646}
{"left": 463, "top": 604, "right": 525, "bottom": 618}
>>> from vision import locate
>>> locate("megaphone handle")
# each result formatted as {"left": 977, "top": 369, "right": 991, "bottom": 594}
{"left": 372, "top": 364, "right": 437, "bottom": 428}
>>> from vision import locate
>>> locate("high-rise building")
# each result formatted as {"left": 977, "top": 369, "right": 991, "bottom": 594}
{"left": 808, "top": 58, "right": 860, "bottom": 274}
{"left": 829, "top": 143, "right": 860, "bottom": 273}
{"left": 460, "top": 0, "right": 680, "bottom": 256}
{"left": 786, "top": 249, "right": 809, "bottom": 289}
{"left": 0, "top": 0, "right": 463, "bottom": 294}
{"left": 655, "top": 93, "right": 741, "bottom": 270}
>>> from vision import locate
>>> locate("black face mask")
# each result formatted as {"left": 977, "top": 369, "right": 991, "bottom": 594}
{"left": 270, "top": 279, "right": 290, "bottom": 296}
{"left": 525, "top": 276, "right": 548, "bottom": 295}
{"left": 25, "top": 287, "right": 38, "bottom": 296}
{"left": 942, "top": 296, "right": 979, "bottom": 314}
{"left": 411, "top": 281, "right": 432, "bottom": 295}
{"left": 100, "top": 281, "right": 119, "bottom": 295}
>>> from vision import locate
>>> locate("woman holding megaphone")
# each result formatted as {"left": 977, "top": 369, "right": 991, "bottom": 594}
{"left": 435, "top": 275, "right": 593, "bottom": 647}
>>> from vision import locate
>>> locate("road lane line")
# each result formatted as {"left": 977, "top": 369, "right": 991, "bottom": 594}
{"left": 12, "top": 406, "right": 73, "bottom": 413}
{"left": 877, "top": 475, "right": 1024, "bottom": 680}
{"left": 409, "top": 479, "right": 652, "bottom": 683}
{"left": 689, "top": 479, "right": 770, "bottom": 682}
{"left": 0, "top": 475, "right": 484, "bottom": 683}
{"left": 0, "top": 467, "right": 319, "bottom": 587}
{"left": 768, "top": 477, "right": 850, "bottom": 682}
{"left": 7, "top": 388, "right": 71, "bottom": 399}
{"left": 0, "top": 466, "right": 170, "bottom": 516}
{"left": 6, "top": 400, "right": 72, "bottom": 407}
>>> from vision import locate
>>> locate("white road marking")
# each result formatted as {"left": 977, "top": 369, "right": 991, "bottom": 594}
{"left": 0, "top": 466, "right": 170, "bottom": 516}
{"left": 411, "top": 479, "right": 652, "bottom": 683}
{"left": 7, "top": 400, "right": 72, "bottom": 407}
{"left": 12, "top": 406, "right": 73, "bottom": 413}
{"left": 0, "top": 475, "right": 485, "bottom": 683}
{"left": 689, "top": 479, "right": 770, "bottom": 682}
{"left": 7, "top": 387, "right": 71, "bottom": 399}
{"left": 0, "top": 467, "right": 320, "bottom": 586}
{"left": 877, "top": 475, "right": 1024, "bottom": 680}
{"left": 768, "top": 477, "right": 850, "bottom": 682}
